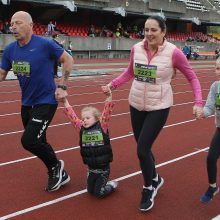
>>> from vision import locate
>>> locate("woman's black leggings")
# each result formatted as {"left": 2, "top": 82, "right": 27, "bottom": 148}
{"left": 130, "top": 106, "right": 170, "bottom": 187}
{"left": 207, "top": 127, "right": 220, "bottom": 184}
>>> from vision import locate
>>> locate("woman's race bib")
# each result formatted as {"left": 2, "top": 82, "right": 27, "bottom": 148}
{"left": 134, "top": 63, "right": 157, "bottom": 83}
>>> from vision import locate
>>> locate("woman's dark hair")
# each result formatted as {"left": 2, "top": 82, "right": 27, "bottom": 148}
{"left": 147, "top": 15, "right": 166, "bottom": 32}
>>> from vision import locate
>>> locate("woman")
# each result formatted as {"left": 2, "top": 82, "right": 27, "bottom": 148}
{"left": 102, "top": 15, "right": 203, "bottom": 212}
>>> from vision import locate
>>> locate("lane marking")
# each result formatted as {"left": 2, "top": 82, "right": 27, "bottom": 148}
{"left": 0, "top": 147, "right": 209, "bottom": 220}
{"left": 0, "top": 116, "right": 212, "bottom": 167}
{"left": 0, "top": 100, "right": 198, "bottom": 136}
{"left": 0, "top": 88, "right": 206, "bottom": 104}
{"left": 212, "top": 214, "right": 220, "bottom": 220}
{"left": 0, "top": 79, "right": 212, "bottom": 103}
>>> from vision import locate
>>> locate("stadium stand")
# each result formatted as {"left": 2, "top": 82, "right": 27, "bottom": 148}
{"left": 0, "top": 0, "right": 220, "bottom": 60}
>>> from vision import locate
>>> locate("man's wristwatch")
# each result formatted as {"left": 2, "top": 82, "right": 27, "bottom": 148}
{"left": 57, "top": 85, "right": 67, "bottom": 90}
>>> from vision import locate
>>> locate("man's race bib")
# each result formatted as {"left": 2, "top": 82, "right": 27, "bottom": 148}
{"left": 12, "top": 61, "right": 30, "bottom": 77}
{"left": 134, "top": 63, "right": 157, "bottom": 83}
{"left": 81, "top": 130, "right": 104, "bottom": 147}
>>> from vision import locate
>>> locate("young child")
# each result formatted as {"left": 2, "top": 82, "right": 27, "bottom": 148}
{"left": 62, "top": 93, "right": 118, "bottom": 198}
{"left": 200, "top": 58, "right": 220, "bottom": 203}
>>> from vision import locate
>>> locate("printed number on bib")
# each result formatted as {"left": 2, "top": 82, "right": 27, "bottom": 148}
{"left": 134, "top": 63, "right": 157, "bottom": 84}
{"left": 12, "top": 61, "right": 31, "bottom": 77}
{"left": 82, "top": 132, "right": 104, "bottom": 147}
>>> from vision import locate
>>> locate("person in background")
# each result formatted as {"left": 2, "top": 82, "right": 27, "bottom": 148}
{"left": 67, "top": 41, "right": 73, "bottom": 57}
{"left": 182, "top": 43, "right": 191, "bottom": 60}
{"left": 200, "top": 58, "right": 220, "bottom": 204}
{"left": 47, "top": 21, "right": 56, "bottom": 36}
{"left": 2, "top": 21, "right": 11, "bottom": 34}
{"left": 0, "top": 11, "right": 73, "bottom": 192}
{"left": 52, "top": 33, "right": 64, "bottom": 78}
{"left": 102, "top": 15, "right": 203, "bottom": 212}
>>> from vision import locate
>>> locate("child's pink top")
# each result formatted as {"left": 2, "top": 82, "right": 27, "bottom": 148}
{"left": 64, "top": 101, "right": 115, "bottom": 133}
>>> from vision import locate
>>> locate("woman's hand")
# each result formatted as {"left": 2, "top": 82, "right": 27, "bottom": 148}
{"left": 193, "top": 105, "right": 203, "bottom": 119}
{"left": 101, "top": 83, "right": 112, "bottom": 95}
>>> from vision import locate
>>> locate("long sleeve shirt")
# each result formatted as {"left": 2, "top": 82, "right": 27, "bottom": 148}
{"left": 64, "top": 101, "right": 115, "bottom": 133}
{"left": 204, "top": 81, "right": 220, "bottom": 127}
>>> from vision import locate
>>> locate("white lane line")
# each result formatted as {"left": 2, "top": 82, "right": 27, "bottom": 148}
{"left": 0, "top": 101, "right": 194, "bottom": 136}
{"left": 212, "top": 214, "right": 220, "bottom": 220}
{"left": 0, "top": 100, "right": 209, "bottom": 136}
{"left": 0, "top": 98, "right": 127, "bottom": 116}
{"left": 0, "top": 79, "right": 212, "bottom": 104}
{"left": 0, "top": 117, "right": 211, "bottom": 167}
{"left": 0, "top": 92, "right": 203, "bottom": 117}
{"left": 0, "top": 147, "right": 209, "bottom": 220}
{"left": 0, "top": 89, "right": 129, "bottom": 104}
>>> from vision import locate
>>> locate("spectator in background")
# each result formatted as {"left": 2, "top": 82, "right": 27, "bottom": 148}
{"left": 67, "top": 41, "right": 73, "bottom": 57}
{"left": 123, "top": 29, "right": 130, "bottom": 38}
{"left": 48, "top": 21, "right": 56, "bottom": 36}
{"left": 182, "top": 43, "right": 191, "bottom": 60}
{"left": 2, "top": 21, "right": 11, "bottom": 34}
{"left": 215, "top": 48, "right": 220, "bottom": 59}
{"left": 88, "top": 25, "right": 96, "bottom": 37}
{"left": 100, "top": 25, "right": 108, "bottom": 37}
{"left": 115, "top": 29, "right": 121, "bottom": 38}
{"left": 192, "top": 47, "right": 200, "bottom": 60}
{"left": 52, "top": 33, "right": 64, "bottom": 78}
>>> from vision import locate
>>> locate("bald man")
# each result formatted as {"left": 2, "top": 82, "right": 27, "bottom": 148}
{"left": 0, "top": 11, "right": 73, "bottom": 192}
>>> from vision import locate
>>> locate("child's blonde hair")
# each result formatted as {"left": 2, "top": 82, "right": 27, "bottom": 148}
{"left": 81, "top": 106, "right": 101, "bottom": 121}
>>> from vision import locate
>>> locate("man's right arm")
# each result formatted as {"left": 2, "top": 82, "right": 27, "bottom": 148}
{"left": 0, "top": 68, "right": 8, "bottom": 82}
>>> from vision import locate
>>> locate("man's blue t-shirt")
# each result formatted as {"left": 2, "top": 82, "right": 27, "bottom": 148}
{"left": 1, "top": 35, "right": 64, "bottom": 106}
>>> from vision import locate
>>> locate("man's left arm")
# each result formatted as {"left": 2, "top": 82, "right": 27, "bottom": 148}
{"left": 55, "top": 50, "right": 74, "bottom": 101}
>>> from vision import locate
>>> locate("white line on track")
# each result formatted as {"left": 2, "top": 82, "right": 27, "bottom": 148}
{"left": 0, "top": 78, "right": 213, "bottom": 96}
{"left": 0, "top": 67, "right": 214, "bottom": 88}
{"left": 0, "top": 85, "right": 209, "bottom": 114}
{"left": 0, "top": 87, "right": 210, "bottom": 104}
{"left": 0, "top": 100, "right": 199, "bottom": 136}
{"left": 0, "top": 115, "right": 213, "bottom": 167}
{"left": 0, "top": 146, "right": 209, "bottom": 220}
{"left": 0, "top": 88, "right": 129, "bottom": 102}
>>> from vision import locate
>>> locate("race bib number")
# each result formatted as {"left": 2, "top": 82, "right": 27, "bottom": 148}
{"left": 82, "top": 130, "right": 104, "bottom": 147}
{"left": 12, "top": 61, "right": 30, "bottom": 77}
{"left": 215, "top": 93, "right": 220, "bottom": 110}
{"left": 134, "top": 63, "right": 157, "bottom": 83}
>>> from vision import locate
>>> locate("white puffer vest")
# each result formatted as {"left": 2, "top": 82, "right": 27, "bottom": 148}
{"left": 128, "top": 40, "right": 176, "bottom": 111}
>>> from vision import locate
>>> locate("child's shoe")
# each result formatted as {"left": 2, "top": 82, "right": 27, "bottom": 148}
{"left": 107, "top": 181, "right": 118, "bottom": 189}
{"left": 200, "top": 186, "right": 219, "bottom": 203}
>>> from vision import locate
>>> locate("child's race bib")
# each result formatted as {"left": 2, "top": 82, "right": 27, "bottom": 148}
{"left": 81, "top": 130, "right": 104, "bottom": 147}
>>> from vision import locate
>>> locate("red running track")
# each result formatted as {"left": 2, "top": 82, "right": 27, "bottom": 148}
{"left": 0, "top": 59, "right": 219, "bottom": 220}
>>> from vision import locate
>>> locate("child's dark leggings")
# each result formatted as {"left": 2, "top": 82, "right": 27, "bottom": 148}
{"left": 207, "top": 127, "right": 220, "bottom": 184}
{"left": 87, "top": 166, "right": 114, "bottom": 197}
{"left": 130, "top": 106, "right": 170, "bottom": 187}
